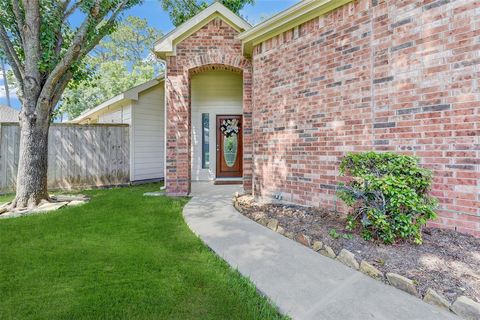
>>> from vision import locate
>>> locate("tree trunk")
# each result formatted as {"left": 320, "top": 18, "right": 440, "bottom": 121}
{"left": 11, "top": 110, "right": 50, "bottom": 209}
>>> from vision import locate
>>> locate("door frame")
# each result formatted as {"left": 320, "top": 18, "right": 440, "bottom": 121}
{"left": 216, "top": 115, "right": 243, "bottom": 178}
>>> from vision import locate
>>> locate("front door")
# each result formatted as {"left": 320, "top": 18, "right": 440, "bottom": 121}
{"left": 216, "top": 115, "right": 242, "bottom": 178}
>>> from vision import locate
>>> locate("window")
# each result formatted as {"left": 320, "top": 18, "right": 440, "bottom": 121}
{"left": 202, "top": 113, "right": 209, "bottom": 169}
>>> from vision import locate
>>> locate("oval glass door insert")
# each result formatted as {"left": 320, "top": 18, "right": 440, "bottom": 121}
{"left": 223, "top": 134, "right": 238, "bottom": 167}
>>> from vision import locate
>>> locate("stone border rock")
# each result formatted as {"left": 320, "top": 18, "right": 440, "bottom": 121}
{"left": 0, "top": 194, "right": 89, "bottom": 219}
{"left": 450, "top": 296, "right": 480, "bottom": 320}
{"left": 231, "top": 194, "right": 480, "bottom": 320}
{"left": 337, "top": 249, "right": 359, "bottom": 270}
{"left": 386, "top": 272, "right": 419, "bottom": 297}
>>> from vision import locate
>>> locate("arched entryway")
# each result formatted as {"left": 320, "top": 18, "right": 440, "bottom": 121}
{"left": 164, "top": 54, "right": 252, "bottom": 196}
{"left": 190, "top": 67, "right": 244, "bottom": 182}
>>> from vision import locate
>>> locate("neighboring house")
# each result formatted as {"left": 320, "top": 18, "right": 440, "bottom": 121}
{"left": 77, "top": 0, "right": 480, "bottom": 236}
{"left": 71, "top": 79, "right": 165, "bottom": 183}
{"left": 0, "top": 105, "right": 19, "bottom": 122}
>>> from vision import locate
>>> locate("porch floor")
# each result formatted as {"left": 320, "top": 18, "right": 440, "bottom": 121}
{"left": 190, "top": 181, "right": 242, "bottom": 197}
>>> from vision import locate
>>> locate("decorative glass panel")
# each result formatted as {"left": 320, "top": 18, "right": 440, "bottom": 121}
{"left": 223, "top": 134, "right": 238, "bottom": 167}
{"left": 201, "top": 113, "right": 209, "bottom": 169}
{"left": 220, "top": 119, "right": 239, "bottom": 137}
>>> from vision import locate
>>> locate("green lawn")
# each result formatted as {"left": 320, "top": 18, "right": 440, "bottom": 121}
{"left": 0, "top": 192, "right": 13, "bottom": 204}
{"left": 0, "top": 184, "right": 286, "bottom": 320}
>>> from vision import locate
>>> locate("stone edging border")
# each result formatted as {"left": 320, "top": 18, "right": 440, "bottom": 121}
{"left": 232, "top": 194, "right": 480, "bottom": 320}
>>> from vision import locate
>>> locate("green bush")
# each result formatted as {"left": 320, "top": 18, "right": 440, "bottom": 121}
{"left": 337, "top": 152, "right": 437, "bottom": 244}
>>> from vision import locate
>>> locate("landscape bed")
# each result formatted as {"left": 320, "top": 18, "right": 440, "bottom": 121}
{"left": 234, "top": 195, "right": 480, "bottom": 307}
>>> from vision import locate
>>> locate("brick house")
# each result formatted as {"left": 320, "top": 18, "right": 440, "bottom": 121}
{"left": 80, "top": 0, "right": 479, "bottom": 236}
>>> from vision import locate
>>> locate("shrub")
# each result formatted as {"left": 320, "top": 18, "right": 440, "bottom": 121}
{"left": 337, "top": 152, "right": 437, "bottom": 244}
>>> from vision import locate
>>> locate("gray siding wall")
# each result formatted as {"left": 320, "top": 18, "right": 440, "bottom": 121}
{"left": 131, "top": 84, "right": 164, "bottom": 181}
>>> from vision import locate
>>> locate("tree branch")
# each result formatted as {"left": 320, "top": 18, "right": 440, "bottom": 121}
{"left": 0, "top": 24, "right": 25, "bottom": 94}
{"left": 11, "top": 0, "right": 25, "bottom": 46}
{"left": 53, "top": 0, "right": 71, "bottom": 55}
{"left": 63, "top": 0, "right": 83, "bottom": 22}
{"left": 22, "top": 0, "right": 42, "bottom": 104}
{"left": 79, "top": 0, "right": 130, "bottom": 57}
{"left": 39, "top": 0, "right": 130, "bottom": 107}
{"left": 182, "top": 0, "right": 203, "bottom": 11}
{"left": 38, "top": 0, "right": 103, "bottom": 107}
{"left": 50, "top": 71, "right": 73, "bottom": 112}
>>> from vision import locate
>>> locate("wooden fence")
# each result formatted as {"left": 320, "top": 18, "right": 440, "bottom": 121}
{"left": 0, "top": 123, "right": 130, "bottom": 191}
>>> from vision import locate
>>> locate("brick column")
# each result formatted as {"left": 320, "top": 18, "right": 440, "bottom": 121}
{"left": 242, "top": 68, "right": 253, "bottom": 193}
{"left": 165, "top": 58, "right": 191, "bottom": 196}
{"left": 163, "top": 18, "right": 253, "bottom": 196}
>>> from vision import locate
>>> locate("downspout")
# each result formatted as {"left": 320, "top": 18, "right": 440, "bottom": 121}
{"left": 161, "top": 58, "right": 168, "bottom": 191}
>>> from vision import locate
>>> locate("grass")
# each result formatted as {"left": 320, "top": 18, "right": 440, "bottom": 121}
{"left": 0, "top": 192, "right": 13, "bottom": 204}
{"left": 0, "top": 184, "right": 287, "bottom": 320}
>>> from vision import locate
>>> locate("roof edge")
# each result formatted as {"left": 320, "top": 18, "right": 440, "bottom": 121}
{"left": 154, "top": 2, "right": 252, "bottom": 59}
{"left": 239, "top": 0, "right": 355, "bottom": 56}
{"left": 70, "top": 77, "right": 164, "bottom": 123}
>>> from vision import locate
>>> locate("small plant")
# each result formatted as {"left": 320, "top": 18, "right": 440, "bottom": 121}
{"left": 376, "top": 258, "right": 385, "bottom": 266}
{"left": 338, "top": 152, "right": 437, "bottom": 244}
{"left": 329, "top": 228, "right": 354, "bottom": 240}
{"left": 329, "top": 228, "right": 341, "bottom": 239}
{"left": 343, "top": 233, "right": 354, "bottom": 240}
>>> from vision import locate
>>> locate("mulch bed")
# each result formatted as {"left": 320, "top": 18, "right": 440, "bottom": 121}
{"left": 235, "top": 195, "right": 480, "bottom": 304}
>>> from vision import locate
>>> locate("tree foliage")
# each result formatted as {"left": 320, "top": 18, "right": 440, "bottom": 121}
{"left": 58, "top": 16, "right": 162, "bottom": 120}
{"left": 160, "top": 0, "right": 254, "bottom": 26}
{"left": 0, "top": 0, "right": 142, "bottom": 208}
{"left": 338, "top": 152, "right": 437, "bottom": 244}
{"left": 0, "top": 0, "right": 142, "bottom": 113}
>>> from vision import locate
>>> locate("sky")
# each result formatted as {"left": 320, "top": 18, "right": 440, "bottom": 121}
{"left": 0, "top": 0, "right": 299, "bottom": 110}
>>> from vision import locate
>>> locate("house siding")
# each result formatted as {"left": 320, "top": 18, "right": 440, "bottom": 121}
{"left": 251, "top": 0, "right": 479, "bottom": 236}
{"left": 97, "top": 105, "right": 132, "bottom": 124}
{"left": 88, "top": 85, "right": 165, "bottom": 182}
{"left": 131, "top": 84, "right": 165, "bottom": 181}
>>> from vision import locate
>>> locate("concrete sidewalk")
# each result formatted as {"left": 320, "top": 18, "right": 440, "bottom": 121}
{"left": 183, "top": 183, "right": 458, "bottom": 320}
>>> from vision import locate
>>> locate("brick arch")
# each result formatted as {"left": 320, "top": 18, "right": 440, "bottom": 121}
{"left": 189, "top": 63, "right": 243, "bottom": 77}
{"left": 164, "top": 17, "right": 253, "bottom": 196}
{"left": 186, "top": 53, "right": 251, "bottom": 75}
{"left": 165, "top": 54, "right": 253, "bottom": 196}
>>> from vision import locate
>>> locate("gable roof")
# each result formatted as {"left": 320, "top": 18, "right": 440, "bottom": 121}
{"left": 239, "top": 0, "right": 354, "bottom": 56}
{"left": 70, "top": 77, "right": 163, "bottom": 124}
{"left": 154, "top": 0, "right": 356, "bottom": 59}
{"left": 154, "top": 2, "right": 252, "bottom": 59}
{"left": 0, "top": 105, "right": 19, "bottom": 122}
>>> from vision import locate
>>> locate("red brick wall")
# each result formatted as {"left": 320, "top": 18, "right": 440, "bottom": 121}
{"left": 251, "top": 0, "right": 479, "bottom": 236}
{"left": 165, "top": 18, "right": 253, "bottom": 195}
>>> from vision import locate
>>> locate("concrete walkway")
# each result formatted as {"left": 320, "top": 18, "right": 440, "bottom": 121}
{"left": 183, "top": 182, "right": 458, "bottom": 320}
